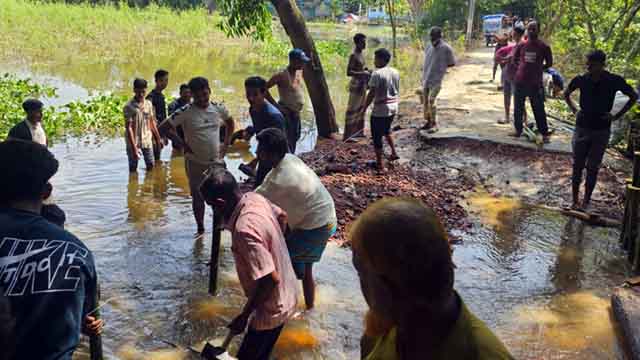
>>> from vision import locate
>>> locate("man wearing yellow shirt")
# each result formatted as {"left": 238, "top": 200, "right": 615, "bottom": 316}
{"left": 351, "top": 197, "right": 514, "bottom": 360}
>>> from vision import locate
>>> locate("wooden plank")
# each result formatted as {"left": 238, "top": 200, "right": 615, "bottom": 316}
{"left": 208, "top": 212, "right": 223, "bottom": 296}
{"left": 90, "top": 284, "right": 103, "bottom": 360}
{"left": 612, "top": 287, "right": 640, "bottom": 360}
{"left": 536, "top": 205, "right": 621, "bottom": 227}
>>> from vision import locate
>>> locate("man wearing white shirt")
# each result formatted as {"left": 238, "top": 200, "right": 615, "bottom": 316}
{"left": 8, "top": 99, "right": 47, "bottom": 146}
{"left": 255, "top": 128, "right": 337, "bottom": 310}
{"left": 422, "top": 27, "right": 456, "bottom": 133}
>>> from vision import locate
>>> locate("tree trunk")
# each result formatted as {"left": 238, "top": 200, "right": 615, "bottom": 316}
{"left": 578, "top": 0, "right": 597, "bottom": 49}
{"left": 386, "top": 0, "right": 397, "bottom": 60}
{"left": 612, "top": 0, "right": 640, "bottom": 54}
{"left": 541, "top": 0, "right": 565, "bottom": 39}
{"left": 465, "top": 0, "right": 476, "bottom": 48}
{"left": 270, "top": 0, "right": 339, "bottom": 138}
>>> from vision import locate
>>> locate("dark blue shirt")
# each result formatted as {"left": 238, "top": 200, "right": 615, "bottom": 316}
{"left": 248, "top": 102, "right": 285, "bottom": 136}
{"left": 0, "top": 207, "right": 97, "bottom": 360}
{"left": 146, "top": 89, "right": 167, "bottom": 123}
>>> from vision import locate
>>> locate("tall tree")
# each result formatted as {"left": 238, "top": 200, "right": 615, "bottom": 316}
{"left": 217, "top": 0, "right": 338, "bottom": 137}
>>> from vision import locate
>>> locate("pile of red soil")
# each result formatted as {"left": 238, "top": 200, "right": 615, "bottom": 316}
{"left": 300, "top": 139, "right": 473, "bottom": 245}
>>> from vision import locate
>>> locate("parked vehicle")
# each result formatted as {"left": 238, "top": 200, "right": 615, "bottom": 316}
{"left": 482, "top": 14, "right": 507, "bottom": 47}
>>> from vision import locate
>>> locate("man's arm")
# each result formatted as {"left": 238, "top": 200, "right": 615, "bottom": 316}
{"left": 512, "top": 44, "right": 522, "bottom": 70}
{"left": 265, "top": 73, "right": 282, "bottom": 108}
{"left": 564, "top": 78, "right": 580, "bottom": 115}
{"left": 613, "top": 81, "right": 639, "bottom": 120}
{"left": 221, "top": 115, "right": 235, "bottom": 157}
{"left": 125, "top": 119, "right": 139, "bottom": 159}
{"left": 228, "top": 271, "right": 279, "bottom": 335}
{"left": 159, "top": 111, "right": 192, "bottom": 153}
{"left": 543, "top": 45, "right": 553, "bottom": 70}
{"left": 149, "top": 113, "right": 163, "bottom": 147}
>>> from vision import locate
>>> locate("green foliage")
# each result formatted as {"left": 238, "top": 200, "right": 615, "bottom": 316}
{"left": 216, "top": 0, "right": 273, "bottom": 40}
{"left": 0, "top": 74, "right": 127, "bottom": 140}
{"left": 252, "top": 37, "right": 350, "bottom": 72}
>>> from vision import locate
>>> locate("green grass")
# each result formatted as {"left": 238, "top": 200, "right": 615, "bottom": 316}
{"left": 0, "top": 0, "right": 425, "bottom": 136}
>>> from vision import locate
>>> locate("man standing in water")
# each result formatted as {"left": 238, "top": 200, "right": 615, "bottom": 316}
{"left": 238, "top": 76, "right": 286, "bottom": 187}
{"left": 167, "top": 83, "right": 192, "bottom": 154}
{"left": 8, "top": 99, "right": 47, "bottom": 146}
{"left": 124, "top": 78, "right": 163, "bottom": 172}
{"left": 0, "top": 140, "right": 104, "bottom": 360}
{"left": 147, "top": 69, "right": 169, "bottom": 159}
{"left": 564, "top": 50, "right": 637, "bottom": 210}
{"left": 159, "top": 77, "right": 235, "bottom": 237}
{"left": 512, "top": 21, "right": 553, "bottom": 143}
{"left": 265, "top": 48, "right": 309, "bottom": 153}
{"left": 200, "top": 168, "right": 298, "bottom": 360}
{"left": 421, "top": 26, "right": 456, "bottom": 133}
{"left": 344, "top": 33, "right": 370, "bottom": 141}
{"left": 255, "top": 128, "right": 337, "bottom": 310}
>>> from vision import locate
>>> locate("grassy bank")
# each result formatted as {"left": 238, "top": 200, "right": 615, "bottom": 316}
{"left": 0, "top": 74, "right": 127, "bottom": 139}
{"left": 0, "top": 0, "right": 424, "bottom": 135}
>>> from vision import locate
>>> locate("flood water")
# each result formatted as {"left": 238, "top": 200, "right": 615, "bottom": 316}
{"left": 2, "top": 20, "right": 630, "bottom": 359}
{"left": 38, "top": 136, "right": 629, "bottom": 359}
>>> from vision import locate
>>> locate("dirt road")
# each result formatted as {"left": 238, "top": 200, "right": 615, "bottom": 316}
{"left": 398, "top": 47, "right": 575, "bottom": 153}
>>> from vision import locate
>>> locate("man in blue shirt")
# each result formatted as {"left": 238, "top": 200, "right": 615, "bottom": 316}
{"left": 238, "top": 76, "right": 286, "bottom": 187}
{"left": 0, "top": 140, "right": 103, "bottom": 360}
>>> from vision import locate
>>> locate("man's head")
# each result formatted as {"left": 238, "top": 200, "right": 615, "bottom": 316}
{"left": 133, "top": 78, "right": 148, "bottom": 102}
{"left": 513, "top": 24, "right": 525, "bottom": 41}
{"left": 586, "top": 50, "right": 607, "bottom": 75}
{"left": 374, "top": 48, "right": 392, "bottom": 68}
{"left": 256, "top": 128, "right": 289, "bottom": 164}
{"left": 154, "top": 69, "right": 169, "bottom": 91}
{"left": 178, "top": 84, "right": 192, "bottom": 102}
{"left": 351, "top": 197, "right": 454, "bottom": 327}
{"left": 527, "top": 21, "right": 539, "bottom": 40}
{"left": 289, "top": 48, "right": 311, "bottom": 70}
{"left": 22, "top": 99, "right": 44, "bottom": 124}
{"left": 199, "top": 167, "right": 240, "bottom": 220}
{"left": 244, "top": 76, "right": 268, "bottom": 108}
{"left": 430, "top": 26, "right": 443, "bottom": 46}
{"left": 0, "top": 140, "right": 59, "bottom": 208}
{"left": 354, "top": 33, "right": 367, "bottom": 51}
{"left": 188, "top": 77, "right": 211, "bottom": 108}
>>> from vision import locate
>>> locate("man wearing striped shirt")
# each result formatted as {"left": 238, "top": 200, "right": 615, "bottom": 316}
{"left": 200, "top": 168, "right": 298, "bottom": 359}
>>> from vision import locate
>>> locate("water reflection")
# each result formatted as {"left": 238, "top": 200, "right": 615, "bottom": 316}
{"left": 37, "top": 139, "right": 628, "bottom": 359}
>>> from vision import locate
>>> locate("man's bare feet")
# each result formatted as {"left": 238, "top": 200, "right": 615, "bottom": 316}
{"left": 388, "top": 154, "right": 400, "bottom": 161}
{"left": 194, "top": 227, "right": 205, "bottom": 239}
{"left": 570, "top": 202, "right": 582, "bottom": 211}
{"left": 427, "top": 127, "right": 439, "bottom": 134}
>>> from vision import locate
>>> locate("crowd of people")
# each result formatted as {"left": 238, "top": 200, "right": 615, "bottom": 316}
{"left": 1, "top": 18, "right": 639, "bottom": 360}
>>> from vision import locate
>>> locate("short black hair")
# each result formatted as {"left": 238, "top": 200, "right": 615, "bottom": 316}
{"left": 199, "top": 167, "right": 238, "bottom": 203}
{"left": 587, "top": 50, "right": 607, "bottom": 64}
{"left": 513, "top": 25, "right": 525, "bottom": 35}
{"left": 354, "top": 33, "right": 366, "bottom": 43}
{"left": 430, "top": 26, "right": 443, "bottom": 37}
{"left": 0, "top": 140, "right": 59, "bottom": 204}
{"left": 133, "top": 78, "right": 147, "bottom": 89}
{"left": 179, "top": 83, "right": 189, "bottom": 92}
{"left": 256, "top": 128, "right": 289, "bottom": 161}
{"left": 22, "top": 99, "right": 43, "bottom": 112}
{"left": 244, "top": 76, "right": 268, "bottom": 92}
{"left": 188, "top": 77, "right": 210, "bottom": 93}
{"left": 374, "top": 48, "right": 392, "bottom": 65}
{"left": 154, "top": 69, "right": 169, "bottom": 80}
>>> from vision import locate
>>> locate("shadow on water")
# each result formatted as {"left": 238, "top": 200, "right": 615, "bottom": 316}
{"left": 47, "top": 139, "right": 628, "bottom": 359}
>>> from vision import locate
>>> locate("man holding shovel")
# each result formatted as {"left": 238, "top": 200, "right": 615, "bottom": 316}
{"left": 200, "top": 168, "right": 298, "bottom": 360}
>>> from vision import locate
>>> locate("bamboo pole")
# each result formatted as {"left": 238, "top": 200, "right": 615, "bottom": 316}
{"left": 89, "top": 284, "right": 103, "bottom": 360}
{"left": 208, "top": 211, "right": 223, "bottom": 295}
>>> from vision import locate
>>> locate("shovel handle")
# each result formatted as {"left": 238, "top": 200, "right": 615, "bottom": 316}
{"left": 221, "top": 332, "right": 235, "bottom": 350}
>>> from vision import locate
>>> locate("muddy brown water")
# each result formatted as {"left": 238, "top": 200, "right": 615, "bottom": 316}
{"left": 6, "top": 46, "right": 631, "bottom": 358}
{"left": 37, "top": 135, "right": 627, "bottom": 359}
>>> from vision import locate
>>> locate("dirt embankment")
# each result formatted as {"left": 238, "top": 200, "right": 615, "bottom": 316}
{"left": 299, "top": 137, "right": 474, "bottom": 245}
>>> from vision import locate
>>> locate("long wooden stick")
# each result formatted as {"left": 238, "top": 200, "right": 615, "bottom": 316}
{"left": 209, "top": 211, "right": 223, "bottom": 295}
{"left": 89, "top": 283, "right": 103, "bottom": 360}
